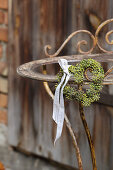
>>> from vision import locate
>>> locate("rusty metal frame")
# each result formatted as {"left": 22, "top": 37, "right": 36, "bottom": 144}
{"left": 17, "top": 53, "right": 113, "bottom": 85}
{"left": 17, "top": 19, "right": 113, "bottom": 84}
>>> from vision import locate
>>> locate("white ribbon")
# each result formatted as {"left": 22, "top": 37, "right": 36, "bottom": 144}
{"left": 53, "top": 59, "right": 71, "bottom": 144}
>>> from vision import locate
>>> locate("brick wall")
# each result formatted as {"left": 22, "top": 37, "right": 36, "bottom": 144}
{"left": 0, "top": 0, "right": 8, "bottom": 125}
{"left": 0, "top": 2, "right": 9, "bottom": 170}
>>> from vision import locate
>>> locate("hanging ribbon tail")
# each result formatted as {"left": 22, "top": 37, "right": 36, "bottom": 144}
{"left": 54, "top": 122, "right": 64, "bottom": 145}
{"left": 52, "top": 73, "right": 66, "bottom": 123}
{"left": 52, "top": 58, "right": 71, "bottom": 145}
{"left": 54, "top": 74, "right": 70, "bottom": 144}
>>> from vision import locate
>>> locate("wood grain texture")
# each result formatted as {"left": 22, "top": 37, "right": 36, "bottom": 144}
{"left": 0, "top": 146, "right": 78, "bottom": 170}
{"left": 8, "top": 0, "right": 113, "bottom": 170}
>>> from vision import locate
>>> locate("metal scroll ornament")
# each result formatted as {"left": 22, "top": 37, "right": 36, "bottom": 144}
{"left": 17, "top": 19, "right": 113, "bottom": 170}
{"left": 45, "top": 18, "right": 113, "bottom": 56}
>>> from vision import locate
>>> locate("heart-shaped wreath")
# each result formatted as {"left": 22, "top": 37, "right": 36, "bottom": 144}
{"left": 57, "top": 59, "right": 104, "bottom": 106}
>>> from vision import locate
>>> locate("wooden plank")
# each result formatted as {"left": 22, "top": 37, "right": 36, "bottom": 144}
{"left": 0, "top": 146, "right": 78, "bottom": 170}
{"left": 98, "top": 93, "right": 113, "bottom": 107}
{"left": 8, "top": 0, "right": 113, "bottom": 169}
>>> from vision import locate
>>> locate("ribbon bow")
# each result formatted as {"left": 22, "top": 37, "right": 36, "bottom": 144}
{"left": 53, "top": 59, "right": 71, "bottom": 144}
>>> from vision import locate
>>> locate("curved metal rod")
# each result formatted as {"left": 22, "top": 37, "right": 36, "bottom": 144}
{"left": 106, "top": 30, "right": 113, "bottom": 45}
{"left": 84, "top": 68, "right": 93, "bottom": 82}
{"left": 45, "top": 30, "right": 96, "bottom": 57}
{"left": 79, "top": 102, "right": 97, "bottom": 170}
{"left": 78, "top": 85, "right": 97, "bottom": 170}
{"left": 43, "top": 67, "right": 83, "bottom": 170}
{"left": 95, "top": 18, "right": 113, "bottom": 53}
{"left": 104, "top": 66, "right": 113, "bottom": 77}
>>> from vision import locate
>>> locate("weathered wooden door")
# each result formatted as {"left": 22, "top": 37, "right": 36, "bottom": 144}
{"left": 8, "top": 0, "right": 113, "bottom": 170}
